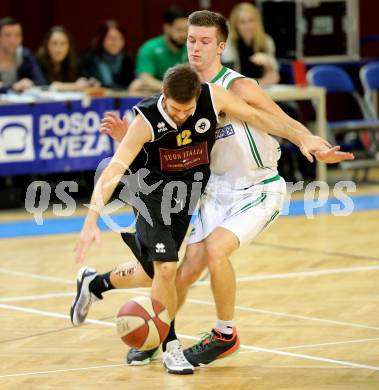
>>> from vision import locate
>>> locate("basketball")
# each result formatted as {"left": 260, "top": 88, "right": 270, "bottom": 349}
{"left": 116, "top": 296, "right": 170, "bottom": 350}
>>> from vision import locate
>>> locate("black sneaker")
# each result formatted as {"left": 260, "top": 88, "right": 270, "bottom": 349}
{"left": 183, "top": 328, "right": 240, "bottom": 367}
{"left": 70, "top": 267, "right": 100, "bottom": 326}
{"left": 126, "top": 347, "right": 159, "bottom": 366}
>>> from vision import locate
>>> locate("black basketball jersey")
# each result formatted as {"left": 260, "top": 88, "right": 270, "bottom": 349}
{"left": 130, "top": 83, "right": 218, "bottom": 185}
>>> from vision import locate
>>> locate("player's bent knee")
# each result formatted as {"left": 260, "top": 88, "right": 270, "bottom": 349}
{"left": 154, "top": 261, "right": 177, "bottom": 282}
{"left": 205, "top": 243, "right": 226, "bottom": 267}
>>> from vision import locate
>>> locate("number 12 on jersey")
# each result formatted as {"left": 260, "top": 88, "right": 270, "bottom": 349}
{"left": 176, "top": 130, "right": 192, "bottom": 146}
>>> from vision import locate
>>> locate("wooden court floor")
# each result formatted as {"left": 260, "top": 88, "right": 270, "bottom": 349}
{"left": 0, "top": 187, "right": 379, "bottom": 389}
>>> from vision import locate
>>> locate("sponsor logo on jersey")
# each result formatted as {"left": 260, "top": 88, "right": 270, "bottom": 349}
{"left": 157, "top": 121, "right": 168, "bottom": 133}
{"left": 215, "top": 124, "right": 235, "bottom": 140}
{"left": 159, "top": 142, "right": 209, "bottom": 171}
{"left": 195, "top": 118, "right": 210, "bottom": 133}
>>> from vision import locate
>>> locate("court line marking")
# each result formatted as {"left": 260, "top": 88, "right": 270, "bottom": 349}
{"left": 0, "top": 290, "right": 146, "bottom": 303}
{"left": 3, "top": 288, "right": 378, "bottom": 332}
{"left": 238, "top": 337, "right": 379, "bottom": 354}
{"left": 0, "top": 363, "right": 128, "bottom": 379}
{"left": 251, "top": 242, "right": 379, "bottom": 262}
{"left": 1, "top": 286, "right": 378, "bottom": 332}
{"left": 0, "top": 304, "right": 116, "bottom": 327}
{"left": 2, "top": 263, "right": 379, "bottom": 287}
{"left": 194, "top": 264, "right": 379, "bottom": 285}
{"left": 1, "top": 295, "right": 377, "bottom": 353}
{"left": 0, "top": 303, "right": 378, "bottom": 376}
{"left": 257, "top": 365, "right": 371, "bottom": 370}
{"left": 235, "top": 344, "right": 379, "bottom": 371}
{"left": 186, "top": 298, "right": 379, "bottom": 331}
{"left": 0, "top": 292, "right": 75, "bottom": 302}
{"left": 0, "top": 268, "right": 75, "bottom": 285}
{"left": 0, "top": 363, "right": 372, "bottom": 379}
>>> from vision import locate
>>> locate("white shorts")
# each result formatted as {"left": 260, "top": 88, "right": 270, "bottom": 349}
{"left": 188, "top": 175, "right": 286, "bottom": 247}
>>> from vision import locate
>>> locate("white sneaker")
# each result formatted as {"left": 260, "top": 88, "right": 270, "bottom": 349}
{"left": 163, "top": 340, "right": 194, "bottom": 375}
{"left": 70, "top": 267, "right": 99, "bottom": 326}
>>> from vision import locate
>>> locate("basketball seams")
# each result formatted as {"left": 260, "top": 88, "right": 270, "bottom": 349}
{"left": 151, "top": 298, "right": 165, "bottom": 315}
{"left": 116, "top": 296, "right": 171, "bottom": 350}
{"left": 118, "top": 299, "right": 152, "bottom": 320}
{"left": 121, "top": 323, "right": 149, "bottom": 349}
{"left": 152, "top": 315, "right": 170, "bottom": 339}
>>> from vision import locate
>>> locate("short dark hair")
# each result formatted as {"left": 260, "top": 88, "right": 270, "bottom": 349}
{"left": 163, "top": 64, "right": 201, "bottom": 103}
{"left": 0, "top": 17, "right": 21, "bottom": 32}
{"left": 163, "top": 6, "right": 188, "bottom": 25}
{"left": 188, "top": 10, "right": 229, "bottom": 42}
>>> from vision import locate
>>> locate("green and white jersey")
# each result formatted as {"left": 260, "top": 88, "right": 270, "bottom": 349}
{"left": 209, "top": 66, "right": 281, "bottom": 188}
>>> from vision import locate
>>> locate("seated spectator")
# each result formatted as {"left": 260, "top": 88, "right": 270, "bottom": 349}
{"left": 79, "top": 20, "right": 135, "bottom": 90}
{"left": 0, "top": 17, "right": 46, "bottom": 92}
{"left": 133, "top": 5, "right": 188, "bottom": 92}
{"left": 36, "top": 26, "right": 95, "bottom": 91}
{"left": 222, "top": 2, "right": 279, "bottom": 86}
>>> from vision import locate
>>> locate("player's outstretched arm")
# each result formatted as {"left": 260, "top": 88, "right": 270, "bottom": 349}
{"left": 211, "top": 84, "right": 354, "bottom": 164}
{"left": 229, "top": 78, "right": 354, "bottom": 164}
{"left": 74, "top": 115, "right": 151, "bottom": 263}
{"left": 211, "top": 83, "right": 319, "bottom": 159}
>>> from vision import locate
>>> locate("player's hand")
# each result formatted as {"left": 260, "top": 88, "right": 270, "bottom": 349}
{"left": 315, "top": 146, "right": 355, "bottom": 164}
{"left": 298, "top": 134, "right": 331, "bottom": 163}
{"left": 100, "top": 112, "right": 129, "bottom": 142}
{"left": 74, "top": 222, "right": 101, "bottom": 263}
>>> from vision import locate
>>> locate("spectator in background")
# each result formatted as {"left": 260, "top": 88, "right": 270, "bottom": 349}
{"left": 0, "top": 17, "right": 45, "bottom": 92}
{"left": 36, "top": 26, "right": 95, "bottom": 91}
{"left": 79, "top": 20, "right": 135, "bottom": 90}
{"left": 222, "top": 2, "right": 279, "bottom": 86}
{"left": 133, "top": 5, "right": 188, "bottom": 92}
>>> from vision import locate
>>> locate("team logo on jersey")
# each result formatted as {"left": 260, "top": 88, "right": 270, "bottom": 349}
{"left": 195, "top": 118, "right": 211, "bottom": 133}
{"left": 157, "top": 121, "right": 168, "bottom": 133}
{"left": 215, "top": 124, "right": 235, "bottom": 140}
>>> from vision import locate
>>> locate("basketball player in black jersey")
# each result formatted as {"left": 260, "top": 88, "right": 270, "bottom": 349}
{"left": 72, "top": 64, "right": 334, "bottom": 374}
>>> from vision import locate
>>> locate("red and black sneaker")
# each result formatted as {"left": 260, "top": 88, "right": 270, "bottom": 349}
{"left": 183, "top": 327, "right": 240, "bottom": 366}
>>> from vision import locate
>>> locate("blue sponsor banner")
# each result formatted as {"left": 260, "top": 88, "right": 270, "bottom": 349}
{"left": 0, "top": 97, "right": 143, "bottom": 176}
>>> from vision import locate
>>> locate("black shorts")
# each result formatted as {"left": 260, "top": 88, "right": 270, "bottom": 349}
{"left": 121, "top": 188, "right": 195, "bottom": 278}
{"left": 140, "top": 184, "right": 193, "bottom": 250}
{"left": 120, "top": 171, "right": 209, "bottom": 277}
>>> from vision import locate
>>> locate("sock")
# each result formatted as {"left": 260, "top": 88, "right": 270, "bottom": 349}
{"left": 89, "top": 271, "right": 114, "bottom": 299}
{"left": 162, "top": 319, "right": 177, "bottom": 352}
{"left": 215, "top": 319, "right": 234, "bottom": 340}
